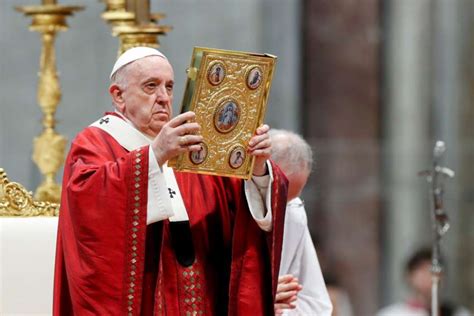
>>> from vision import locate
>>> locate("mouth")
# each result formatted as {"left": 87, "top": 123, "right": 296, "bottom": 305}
{"left": 153, "top": 111, "right": 168, "bottom": 117}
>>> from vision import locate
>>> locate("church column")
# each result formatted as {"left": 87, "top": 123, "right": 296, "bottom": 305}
{"left": 446, "top": 0, "right": 474, "bottom": 310}
{"left": 302, "top": 1, "right": 381, "bottom": 314}
{"left": 457, "top": 69, "right": 474, "bottom": 312}
{"left": 431, "top": 0, "right": 462, "bottom": 303}
{"left": 381, "top": 0, "right": 433, "bottom": 305}
{"left": 260, "top": 0, "right": 301, "bottom": 132}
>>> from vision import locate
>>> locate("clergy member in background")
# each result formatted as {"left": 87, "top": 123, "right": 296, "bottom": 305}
{"left": 377, "top": 248, "right": 471, "bottom": 316}
{"left": 53, "top": 47, "right": 288, "bottom": 315}
{"left": 270, "top": 129, "right": 332, "bottom": 316}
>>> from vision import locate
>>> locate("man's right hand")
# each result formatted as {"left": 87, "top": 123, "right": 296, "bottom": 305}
{"left": 152, "top": 111, "right": 203, "bottom": 166}
{"left": 274, "top": 274, "right": 303, "bottom": 315}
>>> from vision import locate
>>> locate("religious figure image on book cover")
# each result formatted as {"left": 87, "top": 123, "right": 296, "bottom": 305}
{"left": 207, "top": 62, "right": 226, "bottom": 86}
{"left": 214, "top": 100, "right": 240, "bottom": 133}
{"left": 189, "top": 142, "right": 208, "bottom": 165}
{"left": 229, "top": 146, "right": 246, "bottom": 169}
{"left": 246, "top": 66, "right": 263, "bottom": 90}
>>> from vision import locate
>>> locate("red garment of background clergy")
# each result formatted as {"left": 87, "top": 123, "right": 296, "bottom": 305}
{"left": 53, "top": 116, "right": 288, "bottom": 316}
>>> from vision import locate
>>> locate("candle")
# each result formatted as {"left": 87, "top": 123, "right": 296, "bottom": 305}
{"left": 134, "top": 0, "right": 151, "bottom": 24}
{"left": 126, "top": 0, "right": 135, "bottom": 13}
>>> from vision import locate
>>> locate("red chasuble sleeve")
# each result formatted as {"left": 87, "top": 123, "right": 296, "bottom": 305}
{"left": 53, "top": 127, "right": 151, "bottom": 315}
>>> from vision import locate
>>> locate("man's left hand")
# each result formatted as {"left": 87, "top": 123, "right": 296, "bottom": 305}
{"left": 248, "top": 124, "right": 271, "bottom": 176}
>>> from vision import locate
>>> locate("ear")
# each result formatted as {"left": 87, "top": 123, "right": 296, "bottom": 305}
{"left": 109, "top": 84, "right": 126, "bottom": 112}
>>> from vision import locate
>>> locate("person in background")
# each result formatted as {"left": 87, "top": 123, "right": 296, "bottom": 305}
{"left": 377, "top": 247, "right": 471, "bottom": 316}
{"left": 270, "top": 129, "right": 333, "bottom": 315}
{"left": 325, "top": 274, "right": 354, "bottom": 316}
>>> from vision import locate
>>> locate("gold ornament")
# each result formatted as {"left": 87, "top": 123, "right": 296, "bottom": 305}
{"left": 101, "top": 0, "right": 172, "bottom": 55}
{"left": 0, "top": 168, "right": 59, "bottom": 217}
{"left": 16, "top": 1, "right": 83, "bottom": 203}
{"left": 169, "top": 48, "right": 277, "bottom": 179}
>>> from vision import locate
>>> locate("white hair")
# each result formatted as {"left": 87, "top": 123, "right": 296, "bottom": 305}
{"left": 269, "top": 129, "right": 313, "bottom": 175}
{"left": 110, "top": 63, "right": 130, "bottom": 89}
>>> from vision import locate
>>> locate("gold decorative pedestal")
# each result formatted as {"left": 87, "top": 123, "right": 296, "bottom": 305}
{"left": 16, "top": 2, "right": 83, "bottom": 203}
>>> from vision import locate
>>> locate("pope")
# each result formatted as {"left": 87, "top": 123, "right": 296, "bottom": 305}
{"left": 53, "top": 47, "right": 288, "bottom": 316}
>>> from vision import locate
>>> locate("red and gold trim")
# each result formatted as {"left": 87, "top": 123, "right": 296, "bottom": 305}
{"left": 178, "top": 260, "right": 206, "bottom": 315}
{"left": 123, "top": 147, "right": 148, "bottom": 315}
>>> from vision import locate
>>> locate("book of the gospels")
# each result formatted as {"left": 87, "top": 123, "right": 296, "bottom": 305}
{"left": 168, "top": 47, "right": 277, "bottom": 179}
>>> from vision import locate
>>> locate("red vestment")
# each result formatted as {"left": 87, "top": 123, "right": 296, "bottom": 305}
{"left": 53, "top": 118, "right": 288, "bottom": 315}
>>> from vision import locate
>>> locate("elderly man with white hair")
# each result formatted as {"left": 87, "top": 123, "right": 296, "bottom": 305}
{"left": 270, "top": 129, "right": 333, "bottom": 316}
{"left": 53, "top": 47, "right": 288, "bottom": 315}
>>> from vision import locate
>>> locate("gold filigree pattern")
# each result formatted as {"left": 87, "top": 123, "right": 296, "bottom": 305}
{"left": 0, "top": 168, "right": 59, "bottom": 217}
{"left": 169, "top": 48, "right": 277, "bottom": 179}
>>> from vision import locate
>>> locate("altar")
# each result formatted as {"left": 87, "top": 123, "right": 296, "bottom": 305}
{"left": 0, "top": 217, "right": 58, "bottom": 315}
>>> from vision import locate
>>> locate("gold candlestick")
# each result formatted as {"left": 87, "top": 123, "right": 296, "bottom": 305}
{"left": 100, "top": 0, "right": 135, "bottom": 27}
{"left": 133, "top": 0, "right": 150, "bottom": 23}
{"left": 16, "top": 2, "right": 83, "bottom": 203}
{"left": 101, "top": 0, "right": 172, "bottom": 54}
{"left": 113, "top": 23, "right": 172, "bottom": 54}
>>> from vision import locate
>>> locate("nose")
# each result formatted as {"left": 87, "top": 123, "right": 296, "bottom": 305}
{"left": 155, "top": 85, "right": 171, "bottom": 105}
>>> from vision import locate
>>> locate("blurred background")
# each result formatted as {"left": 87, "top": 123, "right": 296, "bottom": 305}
{"left": 0, "top": 0, "right": 473, "bottom": 315}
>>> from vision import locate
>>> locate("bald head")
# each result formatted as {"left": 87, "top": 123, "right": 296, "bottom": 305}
{"left": 270, "top": 129, "right": 313, "bottom": 175}
{"left": 270, "top": 129, "right": 313, "bottom": 200}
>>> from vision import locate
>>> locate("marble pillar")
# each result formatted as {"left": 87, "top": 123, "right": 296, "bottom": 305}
{"left": 382, "top": 0, "right": 433, "bottom": 305}
{"left": 302, "top": 0, "right": 381, "bottom": 314}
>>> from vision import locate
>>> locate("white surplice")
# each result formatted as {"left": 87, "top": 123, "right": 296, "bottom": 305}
{"left": 279, "top": 197, "right": 333, "bottom": 316}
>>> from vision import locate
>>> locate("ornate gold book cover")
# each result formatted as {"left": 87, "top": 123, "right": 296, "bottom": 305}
{"left": 168, "top": 47, "right": 277, "bottom": 179}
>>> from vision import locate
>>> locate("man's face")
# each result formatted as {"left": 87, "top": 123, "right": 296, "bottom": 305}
{"left": 408, "top": 261, "right": 433, "bottom": 299}
{"left": 112, "top": 56, "right": 174, "bottom": 137}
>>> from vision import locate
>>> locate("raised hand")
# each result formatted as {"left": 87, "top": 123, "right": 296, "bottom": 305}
{"left": 152, "top": 111, "right": 203, "bottom": 166}
{"left": 248, "top": 124, "right": 271, "bottom": 176}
